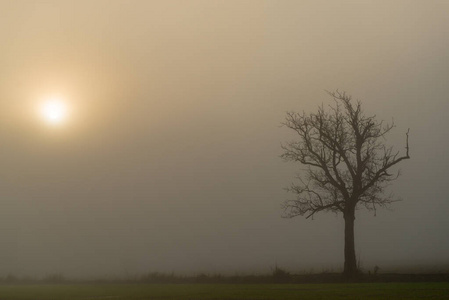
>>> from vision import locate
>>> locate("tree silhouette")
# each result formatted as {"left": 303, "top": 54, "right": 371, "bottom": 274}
{"left": 281, "top": 91, "right": 410, "bottom": 278}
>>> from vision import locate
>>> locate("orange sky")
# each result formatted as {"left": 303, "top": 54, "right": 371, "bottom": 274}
{"left": 0, "top": 0, "right": 448, "bottom": 277}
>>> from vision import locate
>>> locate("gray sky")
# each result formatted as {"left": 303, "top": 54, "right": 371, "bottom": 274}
{"left": 0, "top": 0, "right": 448, "bottom": 278}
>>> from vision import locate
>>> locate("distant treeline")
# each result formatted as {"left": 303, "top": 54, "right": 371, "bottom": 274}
{"left": 1, "top": 267, "right": 449, "bottom": 284}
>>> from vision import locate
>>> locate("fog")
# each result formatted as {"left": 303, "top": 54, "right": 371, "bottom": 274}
{"left": 0, "top": 0, "right": 448, "bottom": 278}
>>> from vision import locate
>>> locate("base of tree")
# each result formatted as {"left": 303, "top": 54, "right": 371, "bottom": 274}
{"left": 342, "top": 269, "right": 363, "bottom": 282}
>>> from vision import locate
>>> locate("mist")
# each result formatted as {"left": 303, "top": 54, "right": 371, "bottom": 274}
{"left": 0, "top": 0, "right": 448, "bottom": 278}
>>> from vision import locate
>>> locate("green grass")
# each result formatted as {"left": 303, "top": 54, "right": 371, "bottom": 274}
{"left": 0, "top": 282, "right": 448, "bottom": 300}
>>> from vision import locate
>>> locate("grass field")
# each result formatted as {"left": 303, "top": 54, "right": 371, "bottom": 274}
{"left": 0, "top": 282, "right": 448, "bottom": 300}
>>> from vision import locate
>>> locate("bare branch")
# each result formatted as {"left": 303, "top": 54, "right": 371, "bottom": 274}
{"left": 282, "top": 90, "right": 410, "bottom": 218}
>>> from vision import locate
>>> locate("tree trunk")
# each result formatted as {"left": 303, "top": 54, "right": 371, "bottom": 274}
{"left": 343, "top": 208, "right": 358, "bottom": 278}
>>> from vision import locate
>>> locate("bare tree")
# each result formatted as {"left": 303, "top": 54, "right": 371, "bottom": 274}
{"left": 281, "top": 91, "right": 410, "bottom": 278}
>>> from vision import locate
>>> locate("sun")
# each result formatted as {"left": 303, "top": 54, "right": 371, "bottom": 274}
{"left": 39, "top": 97, "right": 69, "bottom": 125}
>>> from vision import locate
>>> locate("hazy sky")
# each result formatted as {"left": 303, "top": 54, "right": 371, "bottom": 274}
{"left": 0, "top": 0, "right": 448, "bottom": 278}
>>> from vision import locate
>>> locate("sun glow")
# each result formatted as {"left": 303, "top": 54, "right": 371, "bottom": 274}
{"left": 39, "top": 97, "right": 69, "bottom": 125}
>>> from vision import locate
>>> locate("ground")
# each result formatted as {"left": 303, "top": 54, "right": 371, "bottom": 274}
{"left": 0, "top": 282, "right": 448, "bottom": 299}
